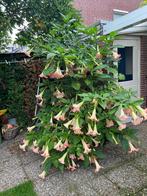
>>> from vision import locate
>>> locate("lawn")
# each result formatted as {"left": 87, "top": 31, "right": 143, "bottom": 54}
{"left": 0, "top": 181, "right": 37, "bottom": 196}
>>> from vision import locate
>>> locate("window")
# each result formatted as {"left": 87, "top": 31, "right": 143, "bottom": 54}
{"left": 118, "top": 47, "right": 133, "bottom": 82}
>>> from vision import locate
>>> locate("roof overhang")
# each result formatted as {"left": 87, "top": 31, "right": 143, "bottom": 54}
{"left": 103, "top": 5, "right": 147, "bottom": 35}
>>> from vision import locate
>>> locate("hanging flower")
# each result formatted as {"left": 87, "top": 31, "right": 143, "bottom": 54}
{"left": 36, "top": 91, "right": 44, "bottom": 101}
{"left": 54, "top": 140, "right": 63, "bottom": 151}
{"left": 58, "top": 152, "right": 68, "bottom": 164}
{"left": 39, "top": 73, "right": 48, "bottom": 79}
{"left": 32, "top": 146, "right": 40, "bottom": 154}
{"left": 71, "top": 102, "right": 83, "bottom": 113}
{"left": 67, "top": 160, "right": 77, "bottom": 171}
{"left": 113, "top": 51, "right": 121, "bottom": 60}
{"left": 117, "top": 109, "right": 129, "bottom": 121}
{"left": 69, "top": 154, "right": 76, "bottom": 160}
{"left": 53, "top": 89, "right": 65, "bottom": 99}
{"left": 19, "top": 140, "right": 29, "bottom": 151}
{"left": 49, "top": 66, "right": 64, "bottom": 79}
{"left": 136, "top": 106, "right": 147, "bottom": 120}
{"left": 41, "top": 146, "right": 50, "bottom": 158}
{"left": 93, "top": 157, "right": 103, "bottom": 173}
{"left": 27, "top": 125, "right": 35, "bottom": 132}
{"left": 49, "top": 115, "right": 54, "bottom": 126}
{"left": 39, "top": 171, "right": 46, "bottom": 179}
{"left": 96, "top": 52, "right": 102, "bottom": 59}
{"left": 86, "top": 123, "right": 99, "bottom": 136}
{"left": 92, "top": 138, "right": 99, "bottom": 147}
{"left": 54, "top": 111, "right": 66, "bottom": 121}
{"left": 78, "top": 154, "right": 84, "bottom": 161}
{"left": 124, "top": 108, "right": 132, "bottom": 116}
{"left": 63, "top": 120, "right": 72, "bottom": 129}
{"left": 88, "top": 108, "right": 99, "bottom": 122}
{"left": 106, "top": 119, "right": 114, "bottom": 128}
{"left": 118, "top": 124, "right": 126, "bottom": 131}
{"left": 132, "top": 117, "right": 143, "bottom": 125}
{"left": 63, "top": 139, "right": 69, "bottom": 148}
{"left": 128, "top": 141, "right": 139, "bottom": 153}
{"left": 81, "top": 139, "right": 91, "bottom": 154}
{"left": 33, "top": 140, "right": 38, "bottom": 147}
{"left": 71, "top": 118, "right": 83, "bottom": 135}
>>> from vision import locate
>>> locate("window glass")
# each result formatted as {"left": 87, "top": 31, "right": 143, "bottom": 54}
{"left": 118, "top": 47, "right": 133, "bottom": 82}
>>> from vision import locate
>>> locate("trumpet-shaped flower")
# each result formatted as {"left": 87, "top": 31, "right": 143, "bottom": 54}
{"left": 39, "top": 73, "right": 48, "bottom": 79}
{"left": 81, "top": 139, "right": 91, "bottom": 154}
{"left": 86, "top": 123, "right": 99, "bottom": 136}
{"left": 136, "top": 106, "right": 147, "bottom": 120}
{"left": 71, "top": 102, "right": 83, "bottom": 113}
{"left": 69, "top": 154, "right": 76, "bottom": 160}
{"left": 19, "top": 140, "right": 29, "bottom": 151}
{"left": 78, "top": 154, "right": 84, "bottom": 161}
{"left": 41, "top": 146, "right": 50, "bottom": 158}
{"left": 64, "top": 120, "right": 72, "bottom": 129}
{"left": 63, "top": 139, "right": 69, "bottom": 148}
{"left": 132, "top": 117, "right": 143, "bottom": 125}
{"left": 93, "top": 157, "right": 103, "bottom": 173}
{"left": 53, "top": 89, "right": 65, "bottom": 99}
{"left": 54, "top": 140, "right": 63, "bottom": 150}
{"left": 96, "top": 52, "right": 102, "bottom": 59}
{"left": 32, "top": 146, "right": 39, "bottom": 154}
{"left": 92, "top": 138, "right": 99, "bottom": 147}
{"left": 128, "top": 141, "right": 139, "bottom": 153}
{"left": 58, "top": 152, "right": 68, "bottom": 164}
{"left": 72, "top": 118, "right": 83, "bottom": 135}
{"left": 54, "top": 111, "right": 66, "bottom": 121}
{"left": 33, "top": 140, "right": 38, "bottom": 147}
{"left": 117, "top": 109, "right": 129, "bottom": 121}
{"left": 88, "top": 108, "right": 99, "bottom": 122}
{"left": 27, "top": 125, "right": 35, "bottom": 132}
{"left": 118, "top": 124, "right": 126, "bottom": 131}
{"left": 49, "top": 66, "right": 64, "bottom": 79}
{"left": 106, "top": 119, "right": 114, "bottom": 128}
{"left": 39, "top": 171, "right": 46, "bottom": 179}
{"left": 113, "top": 51, "right": 121, "bottom": 60}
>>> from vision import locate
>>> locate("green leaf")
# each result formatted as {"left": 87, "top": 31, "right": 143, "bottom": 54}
{"left": 47, "top": 53, "right": 56, "bottom": 59}
{"left": 72, "top": 81, "right": 81, "bottom": 90}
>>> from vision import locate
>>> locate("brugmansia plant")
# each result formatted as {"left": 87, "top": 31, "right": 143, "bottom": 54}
{"left": 20, "top": 13, "right": 147, "bottom": 179}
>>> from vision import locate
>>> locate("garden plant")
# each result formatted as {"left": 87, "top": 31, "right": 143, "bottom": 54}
{"left": 20, "top": 13, "right": 147, "bottom": 179}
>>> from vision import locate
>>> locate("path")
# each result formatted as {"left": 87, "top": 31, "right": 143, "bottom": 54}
{"left": 0, "top": 122, "right": 147, "bottom": 195}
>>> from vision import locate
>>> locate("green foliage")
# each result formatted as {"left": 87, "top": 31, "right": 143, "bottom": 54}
{"left": 0, "top": 62, "right": 29, "bottom": 127}
{"left": 21, "top": 14, "right": 146, "bottom": 176}
{"left": 0, "top": 0, "right": 79, "bottom": 47}
{"left": 0, "top": 181, "right": 37, "bottom": 196}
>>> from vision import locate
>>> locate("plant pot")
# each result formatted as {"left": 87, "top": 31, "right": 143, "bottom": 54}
{"left": 2, "top": 125, "right": 19, "bottom": 140}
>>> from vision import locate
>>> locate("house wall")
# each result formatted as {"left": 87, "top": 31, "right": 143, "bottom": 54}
{"left": 140, "top": 36, "right": 147, "bottom": 107}
{"left": 74, "top": 0, "right": 142, "bottom": 25}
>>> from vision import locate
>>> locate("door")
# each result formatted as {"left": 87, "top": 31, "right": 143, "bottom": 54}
{"left": 114, "top": 37, "right": 140, "bottom": 96}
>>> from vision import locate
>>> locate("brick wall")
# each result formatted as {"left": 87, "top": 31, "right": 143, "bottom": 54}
{"left": 140, "top": 36, "right": 147, "bottom": 107}
{"left": 74, "top": 0, "right": 142, "bottom": 25}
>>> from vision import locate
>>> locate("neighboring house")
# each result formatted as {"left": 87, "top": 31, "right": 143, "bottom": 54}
{"left": 75, "top": 1, "right": 147, "bottom": 106}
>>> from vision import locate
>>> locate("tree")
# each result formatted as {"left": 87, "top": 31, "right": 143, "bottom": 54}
{"left": 0, "top": 0, "right": 80, "bottom": 48}
{"left": 19, "top": 14, "right": 147, "bottom": 178}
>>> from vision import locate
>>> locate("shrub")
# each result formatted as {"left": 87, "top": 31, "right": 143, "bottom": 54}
{"left": 20, "top": 14, "right": 147, "bottom": 179}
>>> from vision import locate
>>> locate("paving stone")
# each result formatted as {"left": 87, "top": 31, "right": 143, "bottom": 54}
{"left": 89, "top": 175, "right": 120, "bottom": 196}
{"left": 18, "top": 149, "right": 41, "bottom": 166}
{"left": 24, "top": 158, "right": 43, "bottom": 180}
{"left": 0, "top": 146, "right": 28, "bottom": 192}
{"left": 136, "top": 188, "right": 147, "bottom": 196}
{"left": 105, "top": 164, "right": 147, "bottom": 194}
{"left": 133, "top": 154, "right": 147, "bottom": 172}
{"left": 34, "top": 172, "right": 70, "bottom": 196}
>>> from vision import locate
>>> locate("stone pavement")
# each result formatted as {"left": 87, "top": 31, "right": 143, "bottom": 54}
{"left": 0, "top": 122, "right": 147, "bottom": 196}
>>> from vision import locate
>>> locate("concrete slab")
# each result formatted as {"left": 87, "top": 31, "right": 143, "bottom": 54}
{"left": 105, "top": 164, "right": 147, "bottom": 194}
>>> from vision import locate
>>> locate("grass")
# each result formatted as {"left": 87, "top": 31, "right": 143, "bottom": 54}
{"left": 0, "top": 181, "right": 37, "bottom": 196}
